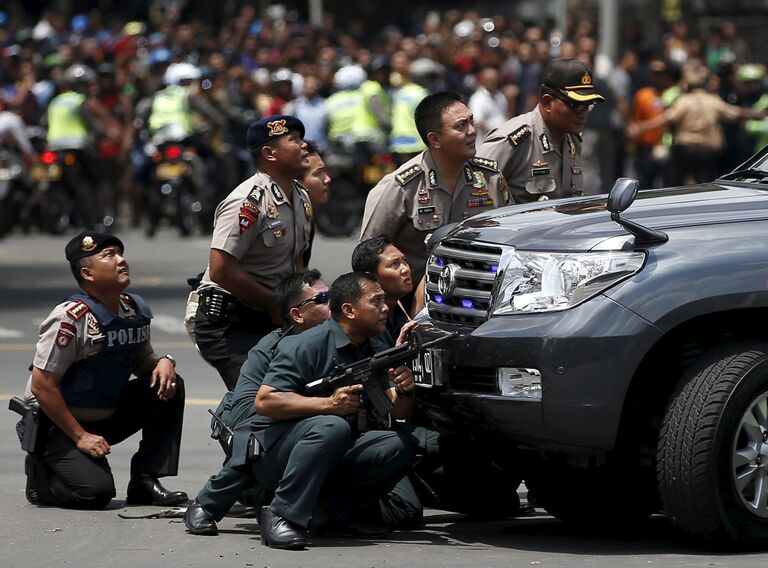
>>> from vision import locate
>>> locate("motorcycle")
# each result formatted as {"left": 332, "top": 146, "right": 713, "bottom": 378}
{"left": 145, "top": 137, "right": 205, "bottom": 237}
{"left": 314, "top": 141, "right": 395, "bottom": 238}
{"left": 0, "top": 148, "right": 25, "bottom": 237}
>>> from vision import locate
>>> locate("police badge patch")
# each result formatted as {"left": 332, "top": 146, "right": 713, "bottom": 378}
{"left": 239, "top": 207, "right": 257, "bottom": 234}
{"left": 270, "top": 183, "right": 285, "bottom": 202}
{"left": 56, "top": 321, "right": 76, "bottom": 349}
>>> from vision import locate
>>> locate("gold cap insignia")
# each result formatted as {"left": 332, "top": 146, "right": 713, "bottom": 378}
{"left": 81, "top": 236, "right": 97, "bottom": 252}
{"left": 267, "top": 119, "right": 288, "bottom": 137}
{"left": 581, "top": 72, "right": 592, "bottom": 85}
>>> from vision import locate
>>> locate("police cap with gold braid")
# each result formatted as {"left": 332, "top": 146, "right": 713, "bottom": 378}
{"left": 65, "top": 231, "right": 124, "bottom": 262}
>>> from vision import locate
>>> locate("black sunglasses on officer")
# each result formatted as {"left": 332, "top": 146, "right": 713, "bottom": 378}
{"left": 293, "top": 290, "right": 330, "bottom": 309}
{"left": 542, "top": 86, "right": 598, "bottom": 114}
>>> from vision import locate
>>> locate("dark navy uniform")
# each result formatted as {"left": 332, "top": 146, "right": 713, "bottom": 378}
{"left": 253, "top": 319, "right": 416, "bottom": 529}
{"left": 26, "top": 292, "right": 184, "bottom": 509}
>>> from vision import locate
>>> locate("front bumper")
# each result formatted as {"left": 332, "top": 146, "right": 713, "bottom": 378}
{"left": 416, "top": 294, "right": 663, "bottom": 451}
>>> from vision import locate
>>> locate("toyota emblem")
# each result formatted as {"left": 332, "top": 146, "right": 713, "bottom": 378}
{"left": 438, "top": 263, "right": 459, "bottom": 297}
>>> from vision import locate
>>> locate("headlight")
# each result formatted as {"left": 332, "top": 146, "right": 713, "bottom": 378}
{"left": 490, "top": 248, "right": 645, "bottom": 315}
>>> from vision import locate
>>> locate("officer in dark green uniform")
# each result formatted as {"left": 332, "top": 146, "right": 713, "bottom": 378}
{"left": 252, "top": 272, "right": 418, "bottom": 549}
{"left": 184, "top": 270, "right": 330, "bottom": 535}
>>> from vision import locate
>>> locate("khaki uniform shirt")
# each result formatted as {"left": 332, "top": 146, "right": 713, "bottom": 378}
{"left": 479, "top": 106, "right": 585, "bottom": 204}
{"left": 26, "top": 295, "right": 152, "bottom": 421}
{"left": 665, "top": 90, "right": 742, "bottom": 151}
{"left": 360, "top": 150, "right": 510, "bottom": 282}
{"left": 199, "top": 171, "right": 313, "bottom": 296}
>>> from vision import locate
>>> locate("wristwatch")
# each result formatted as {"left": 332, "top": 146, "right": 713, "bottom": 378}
{"left": 161, "top": 354, "right": 176, "bottom": 368}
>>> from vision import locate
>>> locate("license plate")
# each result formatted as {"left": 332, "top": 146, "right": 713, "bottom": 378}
{"left": 412, "top": 349, "right": 434, "bottom": 387}
{"left": 30, "top": 163, "right": 61, "bottom": 182}
{"left": 156, "top": 162, "right": 188, "bottom": 180}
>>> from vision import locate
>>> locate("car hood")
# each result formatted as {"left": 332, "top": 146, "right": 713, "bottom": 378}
{"left": 449, "top": 182, "right": 768, "bottom": 250}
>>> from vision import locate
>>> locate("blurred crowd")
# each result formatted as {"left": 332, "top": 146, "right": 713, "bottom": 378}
{"left": 1, "top": 4, "right": 767, "bottom": 231}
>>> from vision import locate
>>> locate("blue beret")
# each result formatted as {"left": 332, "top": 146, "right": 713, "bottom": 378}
{"left": 246, "top": 115, "right": 305, "bottom": 149}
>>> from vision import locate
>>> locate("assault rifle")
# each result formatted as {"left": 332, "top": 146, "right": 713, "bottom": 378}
{"left": 304, "top": 332, "right": 458, "bottom": 415}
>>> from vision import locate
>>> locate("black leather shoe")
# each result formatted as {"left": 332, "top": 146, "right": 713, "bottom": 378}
{"left": 126, "top": 474, "right": 188, "bottom": 506}
{"left": 184, "top": 500, "right": 218, "bottom": 535}
{"left": 226, "top": 501, "right": 259, "bottom": 518}
{"left": 24, "top": 454, "right": 40, "bottom": 505}
{"left": 260, "top": 506, "right": 306, "bottom": 549}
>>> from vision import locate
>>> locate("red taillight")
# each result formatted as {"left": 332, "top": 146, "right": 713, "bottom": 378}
{"left": 164, "top": 145, "right": 183, "bottom": 160}
{"left": 41, "top": 151, "right": 57, "bottom": 165}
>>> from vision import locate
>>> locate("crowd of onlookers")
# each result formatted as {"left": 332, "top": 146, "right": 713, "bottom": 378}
{"left": 1, "top": 4, "right": 767, "bottom": 228}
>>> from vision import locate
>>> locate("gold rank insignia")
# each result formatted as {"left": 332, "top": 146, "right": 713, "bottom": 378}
{"left": 395, "top": 165, "right": 422, "bottom": 186}
{"left": 471, "top": 157, "right": 498, "bottom": 170}
{"left": 568, "top": 138, "right": 577, "bottom": 158}
{"left": 273, "top": 229, "right": 284, "bottom": 238}
{"left": 508, "top": 125, "right": 531, "bottom": 146}
{"left": 66, "top": 301, "right": 89, "bottom": 320}
{"left": 303, "top": 200, "right": 313, "bottom": 221}
{"left": 81, "top": 236, "right": 97, "bottom": 252}
{"left": 267, "top": 119, "right": 288, "bottom": 136}
{"left": 428, "top": 169, "right": 438, "bottom": 188}
{"left": 266, "top": 203, "right": 278, "bottom": 219}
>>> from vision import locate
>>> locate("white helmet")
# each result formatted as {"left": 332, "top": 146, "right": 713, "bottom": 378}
{"left": 333, "top": 65, "right": 366, "bottom": 90}
{"left": 163, "top": 62, "right": 201, "bottom": 86}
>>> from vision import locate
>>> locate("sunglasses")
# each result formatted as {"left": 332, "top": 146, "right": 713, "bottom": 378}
{"left": 545, "top": 87, "right": 598, "bottom": 113}
{"left": 293, "top": 290, "right": 330, "bottom": 309}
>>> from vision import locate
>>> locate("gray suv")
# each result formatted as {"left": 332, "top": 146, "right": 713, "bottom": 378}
{"left": 413, "top": 149, "right": 768, "bottom": 546}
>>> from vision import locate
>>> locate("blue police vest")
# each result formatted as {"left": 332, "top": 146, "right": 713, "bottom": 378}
{"left": 60, "top": 292, "right": 153, "bottom": 409}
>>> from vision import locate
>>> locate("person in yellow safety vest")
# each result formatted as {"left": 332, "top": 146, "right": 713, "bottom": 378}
{"left": 389, "top": 57, "right": 444, "bottom": 163}
{"left": 740, "top": 64, "right": 768, "bottom": 153}
{"left": 46, "top": 64, "right": 98, "bottom": 151}
{"left": 325, "top": 65, "right": 386, "bottom": 148}
{"left": 147, "top": 63, "right": 198, "bottom": 143}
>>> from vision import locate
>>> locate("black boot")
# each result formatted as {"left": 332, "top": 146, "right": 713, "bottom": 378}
{"left": 24, "top": 454, "right": 40, "bottom": 505}
{"left": 260, "top": 506, "right": 306, "bottom": 550}
{"left": 184, "top": 500, "right": 218, "bottom": 535}
{"left": 126, "top": 474, "right": 188, "bottom": 506}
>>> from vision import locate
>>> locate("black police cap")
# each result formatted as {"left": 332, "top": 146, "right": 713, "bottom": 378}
{"left": 542, "top": 58, "right": 605, "bottom": 103}
{"left": 65, "top": 231, "right": 124, "bottom": 262}
{"left": 246, "top": 115, "right": 305, "bottom": 150}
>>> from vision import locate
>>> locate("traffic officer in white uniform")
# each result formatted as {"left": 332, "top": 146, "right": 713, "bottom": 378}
{"left": 479, "top": 58, "right": 604, "bottom": 204}
{"left": 361, "top": 91, "right": 510, "bottom": 286}
{"left": 194, "top": 115, "right": 313, "bottom": 390}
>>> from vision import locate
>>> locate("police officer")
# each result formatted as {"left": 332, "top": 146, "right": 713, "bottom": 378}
{"left": 361, "top": 91, "right": 510, "bottom": 285}
{"left": 193, "top": 115, "right": 313, "bottom": 390}
{"left": 24, "top": 231, "right": 186, "bottom": 509}
{"left": 479, "top": 58, "right": 605, "bottom": 204}
{"left": 184, "top": 270, "right": 330, "bottom": 535}
{"left": 253, "top": 272, "right": 417, "bottom": 549}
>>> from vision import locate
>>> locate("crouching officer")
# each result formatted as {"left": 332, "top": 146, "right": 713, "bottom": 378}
{"left": 193, "top": 115, "right": 313, "bottom": 390}
{"left": 361, "top": 91, "right": 510, "bottom": 286}
{"left": 22, "top": 231, "right": 187, "bottom": 509}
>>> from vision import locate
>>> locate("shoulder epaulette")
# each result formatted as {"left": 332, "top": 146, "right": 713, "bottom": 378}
{"left": 395, "top": 165, "right": 422, "bottom": 187}
{"left": 570, "top": 132, "right": 583, "bottom": 143}
{"left": 66, "top": 301, "right": 89, "bottom": 321}
{"left": 471, "top": 157, "right": 499, "bottom": 171}
{"left": 120, "top": 293, "right": 136, "bottom": 309}
{"left": 508, "top": 125, "right": 531, "bottom": 146}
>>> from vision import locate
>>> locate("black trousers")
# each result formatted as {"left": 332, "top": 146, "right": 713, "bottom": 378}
{"left": 31, "top": 374, "right": 185, "bottom": 510}
{"left": 254, "top": 416, "right": 417, "bottom": 528}
{"left": 667, "top": 144, "right": 721, "bottom": 186}
{"left": 194, "top": 299, "right": 276, "bottom": 390}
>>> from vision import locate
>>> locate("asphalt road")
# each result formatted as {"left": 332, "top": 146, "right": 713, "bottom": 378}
{"left": 1, "top": 227, "right": 765, "bottom": 567}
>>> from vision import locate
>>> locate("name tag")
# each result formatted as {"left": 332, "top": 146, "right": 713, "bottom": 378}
{"left": 418, "top": 206, "right": 436, "bottom": 215}
{"left": 532, "top": 167, "right": 550, "bottom": 176}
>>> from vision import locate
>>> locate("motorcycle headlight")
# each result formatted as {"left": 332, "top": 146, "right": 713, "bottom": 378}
{"left": 490, "top": 248, "right": 646, "bottom": 315}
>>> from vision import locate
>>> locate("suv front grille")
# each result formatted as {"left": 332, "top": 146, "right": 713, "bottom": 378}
{"left": 426, "top": 239, "right": 501, "bottom": 327}
{"left": 449, "top": 366, "right": 498, "bottom": 393}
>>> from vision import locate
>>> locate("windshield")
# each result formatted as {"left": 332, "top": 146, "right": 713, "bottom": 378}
{"left": 720, "top": 147, "right": 768, "bottom": 181}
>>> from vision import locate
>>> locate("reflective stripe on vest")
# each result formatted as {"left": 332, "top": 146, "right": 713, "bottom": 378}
{"left": 390, "top": 83, "right": 427, "bottom": 153}
{"left": 46, "top": 92, "right": 87, "bottom": 145}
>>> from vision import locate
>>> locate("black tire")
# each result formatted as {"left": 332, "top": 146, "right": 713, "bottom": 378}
{"left": 40, "top": 184, "right": 73, "bottom": 235}
{"left": 314, "top": 178, "right": 365, "bottom": 238}
{"left": 524, "top": 459, "right": 657, "bottom": 527}
{"left": 658, "top": 342, "right": 768, "bottom": 546}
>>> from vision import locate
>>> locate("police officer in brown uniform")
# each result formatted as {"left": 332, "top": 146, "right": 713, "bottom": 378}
{"left": 194, "top": 115, "right": 313, "bottom": 390}
{"left": 480, "top": 58, "right": 605, "bottom": 204}
{"left": 361, "top": 91, "right": 510, "bottom": 285}
{"left": 24, "top": 231, "right": 187, "bottom": 509}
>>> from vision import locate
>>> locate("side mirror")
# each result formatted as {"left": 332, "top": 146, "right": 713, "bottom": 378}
{"left": 607, "top": 178, "right": 639, "bottom": 214}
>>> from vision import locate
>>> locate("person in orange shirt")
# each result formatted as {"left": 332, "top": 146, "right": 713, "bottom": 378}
{"left": 630, "top": 60, "right": 675, "bottom": 189}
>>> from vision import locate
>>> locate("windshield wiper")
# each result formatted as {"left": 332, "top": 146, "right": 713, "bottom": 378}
{"left": 718, "top": 168, "right": 768, "bottom": 181}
